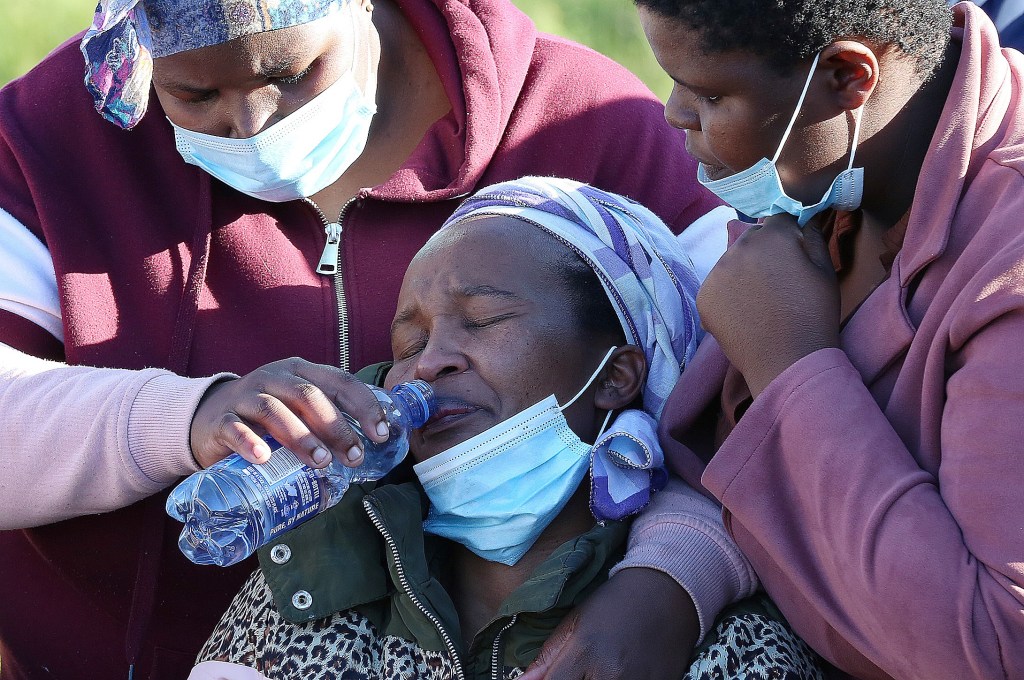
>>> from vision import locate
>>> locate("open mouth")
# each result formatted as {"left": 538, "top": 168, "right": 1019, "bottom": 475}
{"left": 420, "top": 398, "right": 482, "bottom": 436}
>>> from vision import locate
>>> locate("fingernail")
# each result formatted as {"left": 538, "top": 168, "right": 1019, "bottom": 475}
{"left": 313, "top": 447, "right": 331, "bottom": 465}
{"left": 255, "top": 443, "right": 272, "bottom": 461}
{"left": 346, "top": 446, "right": 363, "bottom": 462}
{"left": 375, "top": 421, "right": 389, "bottom": 438}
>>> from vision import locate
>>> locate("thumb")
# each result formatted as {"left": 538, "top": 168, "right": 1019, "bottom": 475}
{"left": 519, "top": 615, "right": 577, "bottom": 680}
{"left": 800, "top": 220, "right": 836, "bottom": 273}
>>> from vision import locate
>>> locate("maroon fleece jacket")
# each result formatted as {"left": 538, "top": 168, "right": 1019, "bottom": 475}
{"left": 0, "top": 1, "right": 718, "bottom": 678}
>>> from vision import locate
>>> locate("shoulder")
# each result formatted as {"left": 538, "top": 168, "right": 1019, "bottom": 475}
{"left": 0, "top": 34, "right": 174, "bottom": 156}
{"left": 0, "top": 36, "right": 190, "bottom": 236}
{"left": 933, "top": 159, "right": 1024, "bottom": 341}
{"left": 498, "top": 33, "right": 720, "bottom": 232}
{"left": 526, "top": 32, "right": 663, "bottom": 114}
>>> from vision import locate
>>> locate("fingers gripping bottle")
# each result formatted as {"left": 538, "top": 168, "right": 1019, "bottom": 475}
{"left": 167, "top": 380, "right": 435, "bottom": 567}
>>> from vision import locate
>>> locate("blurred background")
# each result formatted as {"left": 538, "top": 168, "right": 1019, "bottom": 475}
{"left": 0, "top": 0, "right": 671, "bottom": 97}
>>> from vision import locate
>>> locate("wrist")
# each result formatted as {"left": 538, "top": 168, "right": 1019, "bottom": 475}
{"left": 613, "top": 567, "right": 700, "bottom": 651}
{"left": 746, "top": 341, "right": 836, "bottom": 397}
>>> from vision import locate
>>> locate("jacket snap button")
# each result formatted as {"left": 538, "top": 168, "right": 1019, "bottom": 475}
{"left": 270, "top": 544, "right": 292, "bottom": 564}
{"left": 292, "top": 590, "right": 313, "bottom": 610}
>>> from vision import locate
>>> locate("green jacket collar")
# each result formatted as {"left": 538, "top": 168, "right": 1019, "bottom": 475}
{"left": 259, "top": 481, "right": 628, "bottom": 672}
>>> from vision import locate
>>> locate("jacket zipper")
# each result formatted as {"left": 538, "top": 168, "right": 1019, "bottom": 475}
{"left": 304, "top": 197, "right": 357, "bottom": 371}
{"left": 490, "top": 614, "right": 518, "bottom": 680}
{"left": 363, "top": 499, "right": 466, "bottom": 680}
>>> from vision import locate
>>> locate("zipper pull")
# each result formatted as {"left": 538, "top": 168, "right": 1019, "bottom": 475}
{"left": 316, "top": 222, "right": 342, "bottom": 275}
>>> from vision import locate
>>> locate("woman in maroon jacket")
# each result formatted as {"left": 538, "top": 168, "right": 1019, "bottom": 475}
{"left": 0, "top": 0, "right": 740, "bottom": 678}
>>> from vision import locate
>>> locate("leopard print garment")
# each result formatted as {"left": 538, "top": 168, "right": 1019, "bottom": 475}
{"left": 198, "top": 570, "right": 457, "bottom": 679}
{"left": 684, "top": 601, "right": 825, "bottom": 680}
{"left": 199, "top": 571, "right": 824, "bottom": 679}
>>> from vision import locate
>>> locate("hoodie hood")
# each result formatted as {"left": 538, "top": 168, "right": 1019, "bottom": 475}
{"left": 370, "top": 0, "right": 536, "bottom": 201}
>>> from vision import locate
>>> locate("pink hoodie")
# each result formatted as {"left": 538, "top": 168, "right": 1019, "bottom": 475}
{"left": 660, "top": 4, "right": 1024, "bottom": 678}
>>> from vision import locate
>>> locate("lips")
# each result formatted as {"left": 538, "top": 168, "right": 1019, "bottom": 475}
{"left": 684, "top": 136, "right": 730, "bottom": 181}
{"left": 420, "top": 396, "right": 482, "bottom": 435}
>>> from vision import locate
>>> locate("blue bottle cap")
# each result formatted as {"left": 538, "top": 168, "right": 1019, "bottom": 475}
{"left": 389, "top": 380, "right": 436, "bottom": 428}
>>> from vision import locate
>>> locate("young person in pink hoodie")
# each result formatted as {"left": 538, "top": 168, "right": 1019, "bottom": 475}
{"left": 0, "top": 0, "right": 741, "bottom": 678}
{"left": 636, "top": 0, "right": 1024, "bottom": 678}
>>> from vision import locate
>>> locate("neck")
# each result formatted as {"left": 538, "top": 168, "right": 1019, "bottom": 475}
{"left": 858, "top": 43, "right": 959, "bottom": 230}
{"left": 448, "top": 487, "right": 595, "bottom": 650}
{"left": 310, "top": 0, "right": 451, "bottom": 215}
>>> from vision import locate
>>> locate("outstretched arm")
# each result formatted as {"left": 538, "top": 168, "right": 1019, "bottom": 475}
{"left": 520, "top": 478, "right": 757, "bottom": 680}
{"left": 0, "top": 341, "right": 221, "bottom": 528}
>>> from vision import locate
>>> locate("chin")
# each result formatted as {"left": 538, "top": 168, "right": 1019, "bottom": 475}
{"left": 410, "top": 412, "right": 491, "bottom": 462}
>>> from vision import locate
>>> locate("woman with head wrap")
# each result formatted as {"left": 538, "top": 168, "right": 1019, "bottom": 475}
{"left": 188, "top": 177, "right": 820, "bottom": 680}
{"left": 0, "top": 1, "right": 734, "bottom": 677}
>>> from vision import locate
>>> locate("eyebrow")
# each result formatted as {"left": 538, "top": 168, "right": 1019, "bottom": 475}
{"left": 155, "top": 54, "right": 303, "bottom": 94}
{"left": 390, "top": 285, "right": 523, "bottom": 334}
{"left": 455, "top": 284, "right": 522, "bottom": 300}
{"left": 259, "top": 54, "right": 300, "bottom": 77}
{"left": 156, "top": 79, "right": 214, "bottom": 95}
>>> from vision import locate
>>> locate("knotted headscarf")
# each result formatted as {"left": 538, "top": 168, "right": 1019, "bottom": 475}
{"left": 81, "top": 0, "right": 349, "bottom": 129}
{"left": 442, "top": 176, "right": 704, "bottom": 521}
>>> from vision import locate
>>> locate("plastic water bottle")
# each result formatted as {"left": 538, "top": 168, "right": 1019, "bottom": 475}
{"left": 167, "top": 380, "right": 435, "bottom": 567}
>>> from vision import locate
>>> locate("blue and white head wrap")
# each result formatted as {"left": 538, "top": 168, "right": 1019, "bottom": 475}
{"left": 442, "top": 176, "right": 704, "bottom": 521}
{"left": 81, "top": 0, "right": 349, "bottom": 129}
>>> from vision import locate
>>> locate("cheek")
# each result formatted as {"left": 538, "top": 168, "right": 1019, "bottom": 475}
{"left": 381, "top": 364, "right": 402, "bottom": 390}
{"left": 703, "top": 113, "right": 774, "bottom": 171}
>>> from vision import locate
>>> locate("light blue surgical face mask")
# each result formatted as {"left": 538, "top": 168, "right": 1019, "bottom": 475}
{"left": 697, "top": 52, "right": 866, "bottom": 227}
{"left": 412, "top": 347, "right": 618, "bottom": 566}
{"left": 169, "top": 7, "right": 377, "bottom": 203}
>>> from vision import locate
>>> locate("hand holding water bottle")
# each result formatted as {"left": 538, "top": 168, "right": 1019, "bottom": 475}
{"left": 189, "top": 358, "right": 393, "bottom": 471}
{"left": 170, "top": 361, "right": 435, "bottom": 567}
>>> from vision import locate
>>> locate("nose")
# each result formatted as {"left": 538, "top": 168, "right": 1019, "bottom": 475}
{"left": 412, "top": 330, "right": 470, "bottom": 383}
{"left": 224, "top": 89, "right": 281, "bottom": 139}
{"left": 664, "top": 86, "right": 700, "bottom": 132}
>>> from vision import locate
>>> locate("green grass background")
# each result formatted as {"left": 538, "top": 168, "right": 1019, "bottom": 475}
{"left": 0, "top": 0, "right": 671, "bottom": 97}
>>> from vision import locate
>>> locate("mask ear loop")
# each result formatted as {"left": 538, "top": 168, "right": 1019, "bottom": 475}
{"left": 560, "top": 346, "right": 620, "bottom": 441}
{"left": 561, "top": 346, "right": 619, "bottom": 410}
{"left": 772, "top": 51, "right": 822, "bottom": 164}
{"left": 845, "top": 105, "right": 865, "bottom": 170}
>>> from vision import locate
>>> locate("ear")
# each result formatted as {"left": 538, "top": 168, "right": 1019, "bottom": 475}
{"left": 593, "top": 345, "right": 647, "bottom": 412}
{"left": 819, "top": 41, "right": 879, "bottom": 112}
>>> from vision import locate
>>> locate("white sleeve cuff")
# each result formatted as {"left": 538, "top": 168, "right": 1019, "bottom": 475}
{"left": 675, "top": 205, "right": 733, "bottom": 283}
{"left": 0, "top": 205, "right": 62, "bottom": 341}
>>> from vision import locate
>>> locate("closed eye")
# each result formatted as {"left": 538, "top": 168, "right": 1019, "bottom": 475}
{"left": 465, "top": 313, "right": 516, "bottom": 329}
{"left": 276, "top": 64, "right": 313, "bottom": 85}
{"left": 393, "top": 332, "right": 428, "bottom": 361}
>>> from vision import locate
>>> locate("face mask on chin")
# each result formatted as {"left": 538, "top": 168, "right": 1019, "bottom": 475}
{"left": 697, "top": 51, "right": 867, "bottom": 227}
{"left": 169, "top": 4, "right": 378, "bottom": 202}
{"left": 412, "top": 347, "right": 618, "bottom": 567}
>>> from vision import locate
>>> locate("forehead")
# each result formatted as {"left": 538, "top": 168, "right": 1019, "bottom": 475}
{"left": 402, "top": 216, "right": 575, "bottom": 298}
{"left": 639, "top": 8, "right": 787, "bottom": 90}
{"left": 151, "top": 17, "right": 336, "bottom": 83}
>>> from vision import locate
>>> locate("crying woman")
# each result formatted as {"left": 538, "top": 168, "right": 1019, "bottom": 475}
{"left": 190, "top": 177, "right": 825, "bottom": 680}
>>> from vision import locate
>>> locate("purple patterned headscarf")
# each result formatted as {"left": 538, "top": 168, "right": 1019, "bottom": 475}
{"left": 441, "top": 176, "right": 704, "bottom": 522}
{"left": 81, "top": 0, "right": 349, "bottom": 129}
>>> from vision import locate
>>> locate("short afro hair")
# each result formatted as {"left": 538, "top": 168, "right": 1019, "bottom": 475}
{"left": 635, "top": 0, "right": 952, "bottom": 77}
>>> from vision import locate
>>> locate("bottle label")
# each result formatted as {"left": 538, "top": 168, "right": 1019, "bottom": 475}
{"left": 251, "top": 446, "right": 305, "bottom": 485}
{"left": 232, "top": 443, "right": 328, "bottom": 541}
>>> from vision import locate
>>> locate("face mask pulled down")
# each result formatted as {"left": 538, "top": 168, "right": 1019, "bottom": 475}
{"left": 413, "top": 348, "right": 617, "bottom": 566}
{"left": 697, "top": 52, "right": 866, "bottom": 227}
{"left": 170, "top": 6, "right": 377, "bottom": 203}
